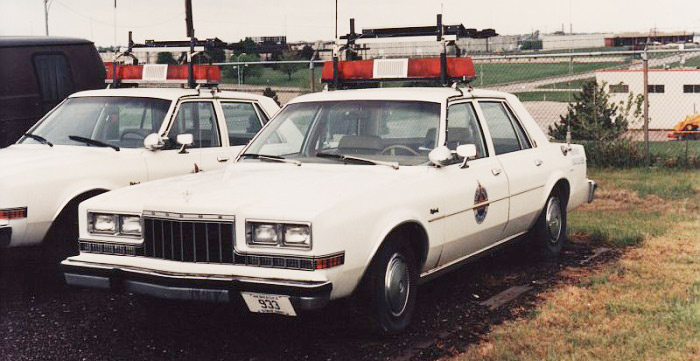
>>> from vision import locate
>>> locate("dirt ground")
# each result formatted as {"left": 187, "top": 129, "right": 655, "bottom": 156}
{"left": 0, "top": 235, "right": 617, "bottom": 361}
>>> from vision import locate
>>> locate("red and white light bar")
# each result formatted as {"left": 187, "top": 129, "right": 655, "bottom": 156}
{"left": 321, "top": 57, "right": 475, "bottom": 82}
{"left": 105, "top": 63, "right": 221, "bottom": 84}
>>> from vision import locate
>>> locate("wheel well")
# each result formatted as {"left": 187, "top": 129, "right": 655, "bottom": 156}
{"left": 553, "top": 179, "right": 570, "bottom": 207}
{"left": 384, "top": 222, "right": 429, "bottom": 270}
{"left": 54, "top": 189, "right": 109, "bottom": 223}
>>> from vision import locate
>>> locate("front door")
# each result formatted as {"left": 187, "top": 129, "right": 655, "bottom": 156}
{"left": 145, "top": 100, "right": 228, "bottom": 180}
{"left": 436, "top": 101, "right": 510, "bottom": 267}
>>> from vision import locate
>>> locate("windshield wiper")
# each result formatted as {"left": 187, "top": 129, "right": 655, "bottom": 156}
{"left": 240, "top": 153, "right": 301, "bottom": 166}
{"left": 24, "top": 133, "right": 53, "bottom": 147}
{"left": 316, "top": 152, "right": 399, "bottom": 170}
{"left": 68, "top": 135, "right": 120, "bottom": 151}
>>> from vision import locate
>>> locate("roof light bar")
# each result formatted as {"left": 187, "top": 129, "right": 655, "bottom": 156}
{"left": 105, "top": 64, "right": 221, "bottom": 85}
{"left": 321, "top": 57, "right": 475, "bottom": 84}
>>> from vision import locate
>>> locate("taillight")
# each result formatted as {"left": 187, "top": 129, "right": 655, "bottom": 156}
{"left": 0, "top": 207, "right": 27, "bottom": 220}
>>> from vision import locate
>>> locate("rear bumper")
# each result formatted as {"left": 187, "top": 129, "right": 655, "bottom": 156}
{"left": 61, "top": 259, "right": 332, "bottom": 311}
{"left": 587, "top": 179, "right": 597, "bottom": 203}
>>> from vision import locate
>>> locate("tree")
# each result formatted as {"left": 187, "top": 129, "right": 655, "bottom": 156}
{"left": 548, "top": 81, "right": 643, "bottom": 141}
{"left": 240, "top": 37, "right": 257, "bottom": 54}
{"left": 222, "top": 53, "right": 262, "bottom": 84}
{"left": 156, "top": 52, "right": 177, "bottom": 65}
{"left": 299, "top": 44, "right": 315, "bottom": 60}
{"left": 346, "top": 48, "right": 361, "bottom": 60}
{"left": 275, "top": 50, "right": 303, "bottom": 81}
{"left": 263, "top": 87, "right": 280, "bottom": 106}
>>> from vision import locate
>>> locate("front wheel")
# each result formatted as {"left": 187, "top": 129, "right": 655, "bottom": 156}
{"left": 362, "top": 237, "right": 418, "bottom": 335}
{"left": 531, "top": 189, "right": 567, "bottom": 257}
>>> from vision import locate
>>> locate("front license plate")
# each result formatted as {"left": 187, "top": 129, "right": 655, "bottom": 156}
{"left": 241, "top": 292, "right": 297, "bottom": 316}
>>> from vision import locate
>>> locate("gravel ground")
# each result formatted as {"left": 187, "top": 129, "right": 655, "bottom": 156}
{"left": 0, "top": 239, "right": 617, "bottom": 361}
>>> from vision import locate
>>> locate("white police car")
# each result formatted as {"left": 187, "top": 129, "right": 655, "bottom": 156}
{"left": 0, "top": 77, "right": 279, "bottom": 254}
{"left": 61, "top": 57, "right": 595, "bottom": 334}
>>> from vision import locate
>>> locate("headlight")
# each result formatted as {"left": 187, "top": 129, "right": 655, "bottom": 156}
{"left": 119, "top": 215, "right": 142, "bottom": 236}
{"left": 89, "top": 213, "right": 117, "bottom": 234}
{"left": 283, "top": 225, "right": 311, "bottom": 248}
{"left": 247, "top": 221, "right": 311, "bottom": 249}
{"left": 88, "top": 212, "right": 142, "bottom": 237}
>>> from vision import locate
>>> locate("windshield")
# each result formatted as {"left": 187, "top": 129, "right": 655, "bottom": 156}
{"left": 242, "top": 100, "right": 441, "bottom": 166}
{"left": 22, "top": 97, "right": 171, "bottom": 148}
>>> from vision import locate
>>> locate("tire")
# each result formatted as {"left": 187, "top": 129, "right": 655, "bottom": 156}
{"left": 531, "top": 188, "right": 567, "bottom": 258}
{"left": 43, "top": 191, "right": 104, "bottom": 263}
{"left": 362, "top": 235, "right": 418, "bottom": 335}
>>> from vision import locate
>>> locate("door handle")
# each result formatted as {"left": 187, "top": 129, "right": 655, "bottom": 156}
{"left": 217, "top": 156, "right": 230, "bottom": 162}
{"left": 534, "top": 159, "right": 543, "bottom": 166}
{"left": 491, "top": 168, "right": 502, "bottom": 176}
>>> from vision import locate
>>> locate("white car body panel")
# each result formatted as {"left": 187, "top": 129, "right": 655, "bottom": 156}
{"left": 62, "top": 87, "right": 594, "bottom": 304}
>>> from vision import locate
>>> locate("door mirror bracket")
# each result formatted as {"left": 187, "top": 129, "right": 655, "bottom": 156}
{"left": 144, "top": 133, "right": 166, "bottom": 151}
{"left": 176, "top": 133, "right": 194, "bottom": 154}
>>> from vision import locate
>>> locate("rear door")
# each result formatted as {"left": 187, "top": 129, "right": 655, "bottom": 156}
{"left": 476, "top": 100, "right": 548, "bottom": 238}
{"left": 218, "top": 100, "right": 267, "bottom": 158}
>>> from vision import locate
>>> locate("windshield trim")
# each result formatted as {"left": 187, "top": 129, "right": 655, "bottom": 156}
{"left": 237, "top": 99, "right": 443, "bottom": 166}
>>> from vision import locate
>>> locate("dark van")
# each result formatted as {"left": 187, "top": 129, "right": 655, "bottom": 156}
{"left": 0, "top": 37, "right": 105, "bottom": 148}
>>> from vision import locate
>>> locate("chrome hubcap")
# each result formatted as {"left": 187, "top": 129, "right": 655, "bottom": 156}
{"left": 545, "top": 196, "right": 562, "bottom": 242}
{"left": 384, "top": 253, "right": 410, "bottom": 317}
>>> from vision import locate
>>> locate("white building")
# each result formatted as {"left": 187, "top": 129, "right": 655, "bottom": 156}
{"left": 541, "top": 34, "right": 609, "bottom": 51}
{"left": 596, "top": 68, "right": 700, "bottom": 129}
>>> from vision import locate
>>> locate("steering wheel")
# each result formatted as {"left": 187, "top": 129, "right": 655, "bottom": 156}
{"left": 120, "top": 130, "right": 147, "bottom": 141}
{"left": 381, "top": 144, "right": 420, "bottom": 156}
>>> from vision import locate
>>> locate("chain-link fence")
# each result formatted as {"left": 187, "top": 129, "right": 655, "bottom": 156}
{"left": 214, "top": 47, "right": 700, "bottom": 168}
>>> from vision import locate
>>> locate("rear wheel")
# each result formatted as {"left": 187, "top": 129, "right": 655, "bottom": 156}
{"left": 531, "top": 188, "right": 567, "bottom": 257}
{"left": 362, "top": 236, "right": 418, "bottom": 335}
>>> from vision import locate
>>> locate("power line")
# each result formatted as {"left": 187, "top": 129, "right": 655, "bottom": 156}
{"left": 52, "top": 0, "right": 183, "bottom": 30}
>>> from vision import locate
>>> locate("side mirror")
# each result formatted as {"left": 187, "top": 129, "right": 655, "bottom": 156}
{"left": 144, "top": 133, "right": 165, "bottom": 151}
{"left": 428, "top": 146, "right": 452, "bottom": 167}
{"left": 176, "top": 133, "right": 194, "bottom": 154}
{"left": 456, "top": 144, "right": 477, "bottom": 168}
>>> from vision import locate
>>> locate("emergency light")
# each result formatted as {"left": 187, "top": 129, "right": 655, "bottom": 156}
{"left": 321, "top": 57, "right": 475, "bottom": 84}
{"left": 105, "top": 63, "right": 221, "bottom": 84}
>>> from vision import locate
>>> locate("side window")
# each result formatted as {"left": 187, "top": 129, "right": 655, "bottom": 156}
{"left": 254, "top": 103, "right": 270, "bottom": 123}
{"left": 221, "top": 102, "right": 262, "bottom": 146}
{"left": 480, "top": 101, "right": 522, "bottom": 155}
{"left": 33, "top": 54, "right": 75, "bottom": 113}
{"left": 168, "top": 102, "right": 221, "bottom": 148}
{"left": 502, "top": 104, "right": 532, "bottom": 150}
{"left": 446, "top": 102, "right": 487, "bottom": 158}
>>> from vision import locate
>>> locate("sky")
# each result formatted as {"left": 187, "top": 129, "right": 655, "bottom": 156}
{"left": 1, "top": 0, "right": 699, "bottom": 47}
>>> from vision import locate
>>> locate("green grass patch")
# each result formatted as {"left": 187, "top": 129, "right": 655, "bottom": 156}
{"left": 471, "top": 62, "right": 618, "bottom": 86}
{"left": 590, "top": 168, "right": 700, "bottom": 200}
{"left": 222, "top": 66, "right": 321, "bottom": 89}
{"left": 515, "top": 91, "right": 580, "bottom": 102}
{"left": 538, "top": 77, "right": 595, "bottom": 89}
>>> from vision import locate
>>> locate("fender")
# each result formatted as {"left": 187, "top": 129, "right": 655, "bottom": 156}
{"left": 51, "top": 181, "right": 118, "bottom": 221}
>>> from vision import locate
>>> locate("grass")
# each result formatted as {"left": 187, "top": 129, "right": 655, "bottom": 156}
{"left": 515, "top": 91, "right": 580, "bottom": 102}
{"left": 538, "top": 77, "right": 596, "bottom": 89}
{"left": 222, "top": 66, "right": 322, "bottom": 89}
{"left": 471, "top": 62, "right": 618, "bottom": 87}
{"left": 452, "top": 168, "right": 700, "bottom": 360}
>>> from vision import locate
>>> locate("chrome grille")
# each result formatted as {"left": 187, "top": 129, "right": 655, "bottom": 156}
{"left": 143, "top": 217, "right": 234, "bottom": 264}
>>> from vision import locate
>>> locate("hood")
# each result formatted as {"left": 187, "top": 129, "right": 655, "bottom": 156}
{"left": 0, "top": 144, "right": 127, "bottom": 179}
{"left": 88, "top": 162, "right": 430, "bottom": 219}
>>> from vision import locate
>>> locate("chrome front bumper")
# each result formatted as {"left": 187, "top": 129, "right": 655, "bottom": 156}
{"left": 61, "top": 259, "right": 332, "bottom": 311}
{"left": 587, "top": 179, "right": 597, "bottom": 203}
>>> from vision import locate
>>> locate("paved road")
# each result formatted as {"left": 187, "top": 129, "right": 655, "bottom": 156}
{"left": 0, "top": 240, "right": 614, "bottom": 361}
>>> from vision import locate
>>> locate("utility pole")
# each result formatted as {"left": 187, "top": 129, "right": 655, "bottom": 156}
{"left": 44, "top": 0, "right": 51, "bottom": 36}
{"left": 113, "top": 0, "right": 117, "bottom": 47}
{"left": 643, "top": 47, "right": 650, "bottom": 165}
